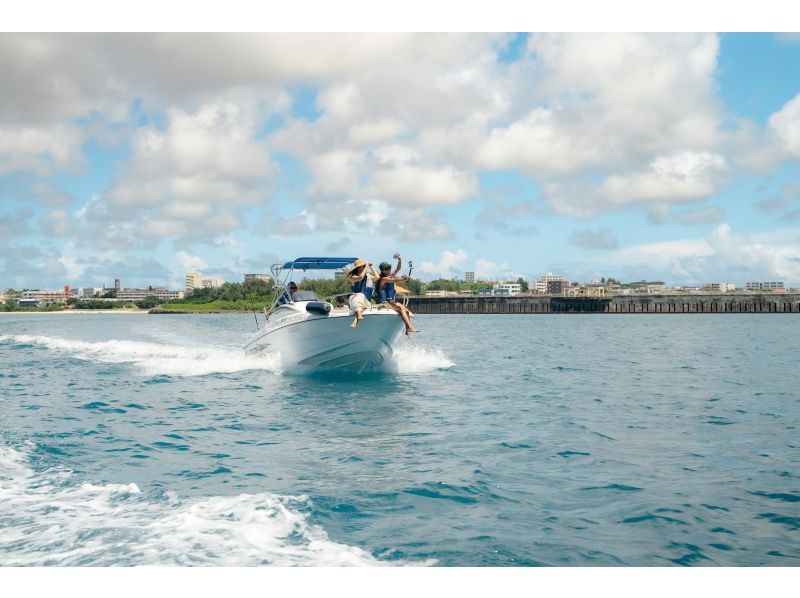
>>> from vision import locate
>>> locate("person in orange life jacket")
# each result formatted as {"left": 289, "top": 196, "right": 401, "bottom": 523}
{"left": 374, "top": 255, "right": 418, "bottom": 338}
{"left": 346, "top": 259, "right": 378, "bottom": 328}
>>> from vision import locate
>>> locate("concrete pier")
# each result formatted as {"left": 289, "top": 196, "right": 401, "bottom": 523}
{"left": 407, "top": 294, "right": 800, "bottom": 314}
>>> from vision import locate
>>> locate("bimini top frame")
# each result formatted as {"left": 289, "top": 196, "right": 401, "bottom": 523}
{"left": 264, "top": 257, "right": 359, "bottom": 318}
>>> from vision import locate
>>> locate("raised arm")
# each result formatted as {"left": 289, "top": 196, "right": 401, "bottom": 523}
{"left": 392, "top": 253, "right": 402, "bottom": 275}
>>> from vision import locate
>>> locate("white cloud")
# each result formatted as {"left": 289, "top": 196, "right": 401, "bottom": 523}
{"left": 100, "top": 101, "right": 276, "bottom": 243}
{"left": 27, "top": 182, "right": 73, "bottom": 207}
{"left": 307, "top": 150, "right": 365, "bottom": 198}
{"left": 474, "top": 258, "right": 521, "bottom": 281}
{"left": 0, "top": 124, "right": 85, "bottom": 175}
{"left": 545, "top": 151, "right": 727, "bottom": 217}
{"left": 366, "top": 165, "right": 478, "bottom": 205}
{"left": 600, "top": 151, "right": 727, "bottom": 205}
{"left": 139, "top": 219, "right": 188, "bottom": 238}
{"left": 479, "top": 107, "right": 602, "bottom": 176}
{"left": 606, "top": 224, "right": 800, "bottom": 284}
{"left": 568, "top": 228, "right": 619, "bottom": 250}
{"left": 380, "top": 208, "right": 454, "bottom": 243}
{"left": 678, "top": 206, "right": 724, "bottom": 225}
{"left": 768, "top": 93, "right": 800, "bottom": 160}
{"left": 419, "top": 249, "right": 468, "bottom": 278}
{"left": 57, "top": 242, "right": 87, "bottom": 280}
{"left": 478, "top": 34, "right": 723, "bottom": 179}
{"left": 176, "top": 250, "right": 208, "bottom": 272}
{"left": 40, "top": 210, "right": 78, "bottom": 238}
{"left": 348, "top": 118, "right": 407, "bottom": 147}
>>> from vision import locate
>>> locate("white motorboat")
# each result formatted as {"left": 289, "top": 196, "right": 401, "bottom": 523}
{"left": 243, "top": 257, "right": 409, "bottom": 373}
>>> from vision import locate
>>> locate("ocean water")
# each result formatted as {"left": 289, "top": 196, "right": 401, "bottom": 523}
{"left": 0, "top": 312, "right": 798, "bottom": 566}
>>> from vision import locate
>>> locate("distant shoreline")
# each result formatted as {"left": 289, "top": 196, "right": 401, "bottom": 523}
{"left": 0, "top": 309, "right": 150, "bottom": 315}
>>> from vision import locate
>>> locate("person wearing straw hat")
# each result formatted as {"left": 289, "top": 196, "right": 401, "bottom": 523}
{"left": 346, "top": 259, "right": 377, "bottom": 328}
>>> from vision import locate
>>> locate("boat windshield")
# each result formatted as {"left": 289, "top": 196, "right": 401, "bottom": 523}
{"left": 291, "top": 290, "right": 319, "bottom": 301}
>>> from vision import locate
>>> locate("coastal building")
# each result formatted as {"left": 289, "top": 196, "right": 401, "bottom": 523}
{"left": 21, "top": 289, "right": 68, "bottom": 306}
{"left": 0, "top": 290, "right": 5, "bottom": 304}
{"left": 244, "top": 273, "right": 270, "bottom": 283}
{"left": 703, "top": 283, "right": 736, "bottom": 292}
{"left": 493, "top": 282, "right": 522, "bottom": 296}
{"left": 464, "top": 271, "right": 475, "bottom": 283}
{"left": 202, "top": 277, "right": 224, "bottom": 289}
{"left": 185, "top": 271, "right": 225, "bottom": 293}
{"left": 585, "top": 284, "right": 605, "bottom": 297}
{"left": 746, "top": 281, "right": 784, "bottom": 290}
{"left": 186, "top": 271, "right": 203, "bottom": 292}
{"left": 116, "top": 287, "right": 185, "bottom": 301}
{"left": 628, "top": 281, "right": 666, "bottom": 294}
{"left": 535, "top": 273, "right": 568, "bottom": 294}
{"left": 546, "top": 280, "right": 565, "bottom": 295}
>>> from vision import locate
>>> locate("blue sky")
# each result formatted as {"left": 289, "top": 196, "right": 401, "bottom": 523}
{"left": 2, "top": 32, "right": 800, "bottom": 290}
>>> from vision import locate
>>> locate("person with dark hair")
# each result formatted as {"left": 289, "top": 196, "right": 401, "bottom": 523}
{"left": 374, "top": 256, "right": 418, "bottom": 338}
{"left": 277, "top": 281, "right": 298, "bottom": 305}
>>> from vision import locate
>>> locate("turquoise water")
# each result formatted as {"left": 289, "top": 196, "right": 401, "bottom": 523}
{"left": 0, "top": 313, "right": 798, "bottom": 566}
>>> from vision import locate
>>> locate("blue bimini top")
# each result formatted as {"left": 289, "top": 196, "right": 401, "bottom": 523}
{"left": 281, "top": 257, "right": 359, "bottom": 271}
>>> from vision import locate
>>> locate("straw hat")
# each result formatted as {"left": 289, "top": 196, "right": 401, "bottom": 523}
{"left": 347, "top": 259, "right": 367, "bottom": 275}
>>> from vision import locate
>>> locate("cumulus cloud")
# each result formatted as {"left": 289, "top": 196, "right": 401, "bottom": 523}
{"left": 606, "top": 223, "right": 800, "bottom": 284}
{"left": 419, "top": 249, "right": 468, "bottom": 278}
{"left": 176, "top": 250, "right": 208, "bottom": 272}
{"left": 380, "top": 208, "right": 454, "bottom": 243}
{"left": 473, "top": 200, "right": 538, "bottom": 238}
{"left": 678, "top": 206, "right": 724, "bottom": 225}
{"left": 3, "top": 33, "right": 797, "bottom": 288}
{"left": 480, "top": 34, "right": 722, "bottom": 177}
{"left": 40, "top": 210, "right": 79, "bottom": 237}
{"left": 545, "top": 151, "right": 727, "bottom": 217}
{"left": 474, "top": 258, "right": 522, "bottom": 281}
{"left": 0, "top": 124, "right": 85, "bottom": 175}
{"left": 568, "top": 227, "right": 619, "bottom": 250}
{"left": 365, "top": 164, "right": 478, "bottom": 205}
{"left": 757, "top": 182, "right": 800, "bottom": 211}
{"left": 96, "top": 101, "right": 277, "bottom": 244}
{"left": 601, "top": 152, "right": 727, "bottom": 204}
{"left": 768, "top": 93, "right": 800, "bottom": 160}
{"left": 27, "top": 182, "right": 74, "bottom": 207}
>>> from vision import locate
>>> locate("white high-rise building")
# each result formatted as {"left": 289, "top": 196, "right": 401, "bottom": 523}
{"left": 186, "top": 271, "right": 225, "bottom": 293}
{"left": 202, "top": 277, "right": 224, "bottom": 289}
{"left": 186, "top": 271, "right": 203, "bottom": 291}
{"left": 464, "top": 271, "right": 475, "bottom": 283}
{"left": 536, "top": 273, "right": 569, "bottom": 294}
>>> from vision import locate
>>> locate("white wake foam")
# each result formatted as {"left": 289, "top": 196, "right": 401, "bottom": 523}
{"left": 385, "top": 345, "right": 455, "bottom": 373}
{"left": 0, "top": 444, "right": 400, "bottom": 566}
{"left": 0, "top": 334, "right": 281, "bottom": 377}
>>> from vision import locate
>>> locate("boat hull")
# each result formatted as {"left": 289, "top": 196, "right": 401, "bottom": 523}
{"left": 244, "top": 309, "right": 406, "bottom": 373}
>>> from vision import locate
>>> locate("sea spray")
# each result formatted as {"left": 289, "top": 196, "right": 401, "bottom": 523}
{"left": 384, "top": 344, "right": 455, "bottom": 373}
{"left": 0, "top": 334, "right": 282, "bottom": 377}
{"left": 0, "top": 444, "right": 403, "bottom": 566}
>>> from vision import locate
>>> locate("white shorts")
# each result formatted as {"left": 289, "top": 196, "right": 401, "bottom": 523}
{"left": 349, "top": 293, "right": 370, "bottom": 312}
